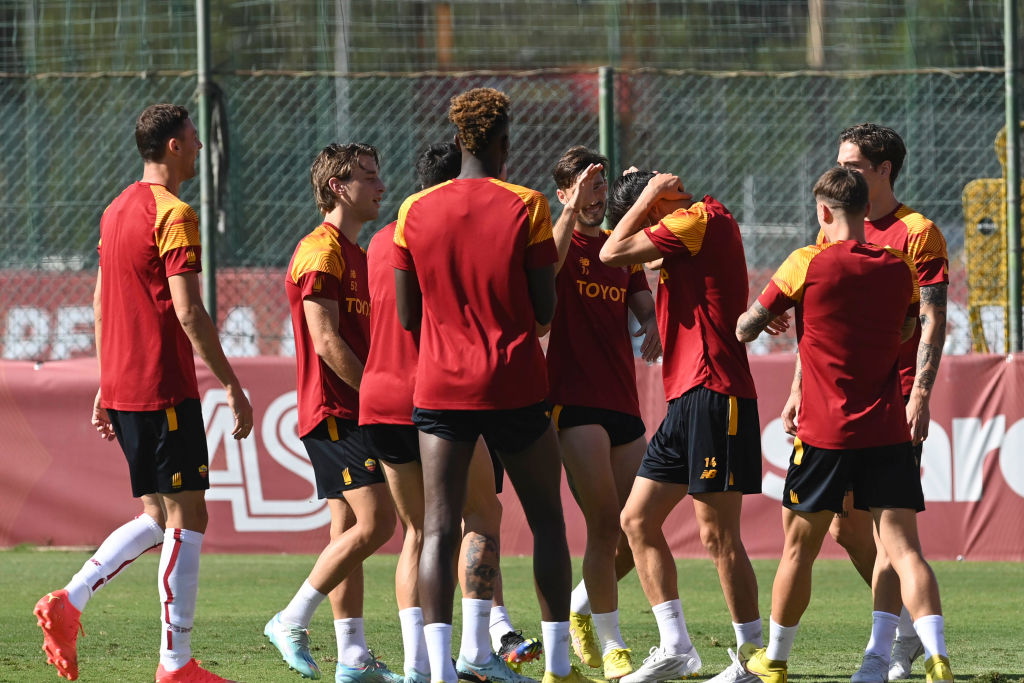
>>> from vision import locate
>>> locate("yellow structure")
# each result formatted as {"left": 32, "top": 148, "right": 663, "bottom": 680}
{"left": 962, "top": 122, "right": 1023, "bottom": 352}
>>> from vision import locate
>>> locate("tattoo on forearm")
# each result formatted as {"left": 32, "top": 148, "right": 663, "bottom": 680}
{"left": 463, "top": 533, "right": 499, "bottom": 596}
{"left": 737, "top": 303, "right": 773, "bottom": 340}
{"left": 920, "top": 283, "right": 948, "bottom": 307}
{"left": 915, "top": 341, "right": 940, "bottom": 391}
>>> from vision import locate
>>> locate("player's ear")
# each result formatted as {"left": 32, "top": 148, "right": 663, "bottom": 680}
{"left": 556, "top": 188, "right": 568, "bottom": 205}
{"left": 453, "top": 133, "right": 462, "bottom": 151}
{"left": 328, "top": 176, "right": 346, "bottom": 198}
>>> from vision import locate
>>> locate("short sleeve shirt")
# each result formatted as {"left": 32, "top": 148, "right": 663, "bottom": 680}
{"left": 285, "top": 222, "right": 370, "bottom": 437}
{"left": 392, "top": 178, "right": 556, "bottom": 410}
{"left": 758, "top": 240, "right": 920, "bottom": 449}
{"left": 817, "top": 204, "right": 948, "bottom": 395}
{"left": 359, "top": 222, "right": 419, "bottom": 426}
{"left": 547, "top": 229, "right": 649, "bottom": 416}
{"left": 98, "top": 182, "right": 202, "bottom": 411}
{"left": 642, "top": 196, "right": 756, "bottom": 401}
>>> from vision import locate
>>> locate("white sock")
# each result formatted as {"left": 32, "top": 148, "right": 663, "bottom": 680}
{"left": 489, "top": 605, "right": 515, "bottom": 652}
{"left": 765, "top": 617, "right": 799, "bottom": 662}
{"left": 592, "top": 610, "right": 626, "bottom": 654}
{"left": 460, "top": 598, "right": 493, "bottom": 665}
{"left": 865, "top": 611, "right": 899, "bottom": 661}
{"left": 913, "top": 614, "right": 947, "bottom": 659}
{"left": 280, "top": 580, "right": 327, "bottom": 628}
{"left": 541, "top": 621, "right": 571, "bottom": 677}
{"left": 336, "top": 617, "right": 370, "bottom": 667}
{"left": 651, "top": 599, "right": 692, "bottom": 654}
{"left": 158, "top": 528, "right": 203, "bottom": 672}
{"left": 65, "top": 514, "right": 164, "bottom": 612}
{"left": 733, "top": 618, "right": 763, "bottom": 649}
{"left": 570, "top": 581, "right": 591, "bottom": 616}
{"left": 424, "top": 622, "right": 457, "bottom": 683}
{"left": 399, "top": 607, "right": 430, "bottom": 675}
{"left": 897, "top": 606, "right": 916, "bottom": 639}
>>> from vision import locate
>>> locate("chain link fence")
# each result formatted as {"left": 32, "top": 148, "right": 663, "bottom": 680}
{"left": 0, "top": 65, "right": 1012, "bottom": 359}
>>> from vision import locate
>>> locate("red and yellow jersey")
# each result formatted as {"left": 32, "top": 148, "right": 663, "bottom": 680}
{"left": 547, "top": 229, "right": 649, "bottom": 416}
{"left": 393, "top": 177, "right": 556, "bottom": 410}
{"left": 285, "top": 221, "right": 370, "bottom": 437}
{"left": 359, "top": 222, "right": 419, "bottom": 426}
{"left": 642, "top": 195, "right": 756, "bottom": 401}
{"left": 758, "top": 240, "right": 920, "bottom": 449}
{"left": 816, "top": 204, "right": 948, "bottom": 395}
{"left": 98, "top": 182, "right": 202, "bottom": 410}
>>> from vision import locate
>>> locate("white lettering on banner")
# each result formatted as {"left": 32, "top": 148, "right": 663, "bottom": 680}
{"left": 761, "top": 416, "right": 1023, "bottom": 503}
{"left": 52, "top": 306, "right": 93, "bottom": 360}
{"left": 3, "top": 307, "right": 50, "bottom": 359}
{"left": 203, "top": 388, "right": 330, "bottom": 532}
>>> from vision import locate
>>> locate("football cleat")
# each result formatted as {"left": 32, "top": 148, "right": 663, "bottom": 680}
{"left": 456, "top": 653, "right": 537, "bottom": 683}
{"left": 850, "top": 652, "right": 889, "bottom": 683}
{"left": 705, "top": 646, "right": 761, "bottom": 682}
{"left": 619, "top": 645, "right": 701, "bottom": 683}
{"left": 602, "top": 648, "right": 633, "bottom": 680}
{"left": 336, "top": 657, "right": 405, "bottom": 683}
{"left": 888, "top": 634, "right": 925, "bottom": 680}
{"left": 568, "top": 613, "right": 601, "bottom": 669}
{"left": 923, "top": 654, "right": 953, "bottom": 682}
{"left": 540, "top": 666, "right": 602, "bottom": 683}
{"left": 497, "top": 630, "right": 543, "bottom": 666}
{"left": 155, "top": 658, "right": 237, "bottom": 682}
{"left": 34, "top": 589, "right": 83, "bottom": 681}
{"left": 742, "top": 647, "right": 787, "bottom": 683}
{"left": 264, "top": 612, "right": 321, "bottom": 679}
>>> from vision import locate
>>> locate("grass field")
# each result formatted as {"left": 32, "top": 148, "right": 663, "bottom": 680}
{"left": 2, "top": 549, "right": 1021, "bottom": 682}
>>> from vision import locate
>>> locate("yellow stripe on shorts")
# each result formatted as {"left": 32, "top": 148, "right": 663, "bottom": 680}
{"left": 727, "top": 396, "right": 738, "bottom": 436}
{"left": 789, "top": 489, "right": 800, "bottom": 505}
{"left": 793, "top": 436, "right": 804, "bottom": 465}
{"left": 165, "top": 407, "right": 178, "bottom": 432}
{"left": 343, "top": 467, "right": 352, "bottom": 485}
{"left": 327, "top": 416, "right": 339, "bottom": 441}
{"left": 551, "top": 405, "right": 563, "bottom": 431}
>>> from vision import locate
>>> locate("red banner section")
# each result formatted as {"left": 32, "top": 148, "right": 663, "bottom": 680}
{"left": 3, "top": 355, "right": 1023, "bottom": 560}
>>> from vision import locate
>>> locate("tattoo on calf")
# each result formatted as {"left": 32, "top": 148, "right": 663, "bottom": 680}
{"left": 463, "top": 533, "right": 499, "bottom": 596}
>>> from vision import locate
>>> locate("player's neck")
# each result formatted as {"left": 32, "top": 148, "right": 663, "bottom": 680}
{"left": 574, "top": 222, "right": 602, "bottom": 237}
{"left": 867, "top": 191, "right": 900, "bottom": 221}
{"left": 325, "top": 207, "right": 361, "bottom": 244}
{"left": 459, "top": 153, "right": 502, "bottom": 180}
{"left": 827, "top": 220, "right": 866, "bottom": 243}
{"left": 141, "top": 163, "right": 183, "bottom": 196}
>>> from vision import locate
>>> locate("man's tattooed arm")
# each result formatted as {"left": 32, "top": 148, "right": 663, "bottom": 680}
{"left": 736, "top": 301, "right": 775, "bottom": 343}
{"left": 914, "top": 283, "right": 948, "bottom": 394}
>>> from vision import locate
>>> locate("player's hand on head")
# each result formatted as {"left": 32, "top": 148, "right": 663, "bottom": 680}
{"left": 622, "top": 165, "right": 640, "bottom": 176}
{"left": 569, "top": 163, "right": 604, "bottom": 211}
{"left": 91, "top": 388, "right": 117, "bottom": 441}
{"left": 227, "top": 383, "right": 254, "bottom": 439}
{"left": 646, "top": 173, "right": 692, "bottom": 202}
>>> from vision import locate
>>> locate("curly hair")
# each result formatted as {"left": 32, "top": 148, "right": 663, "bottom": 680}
{"left": 448, "top": 88, "right": 511, "bottom": 156}
{"left": 415, "top": 141, "right": 460, "bottom": 189}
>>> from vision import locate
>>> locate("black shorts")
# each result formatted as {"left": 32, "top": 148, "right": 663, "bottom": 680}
{"left": 362, "top": 423, "right": 419, "bottom": 465}
{"left": 637, "top": 386, "right": 761, "bottom": 494}
{"left": 784, "top": 439, "right": 925, "bottom": 514}
{"left": 108, "top": 398, "right": 210, "bottom": 497}
{"left": 412, "top": 402, "right": 549, "bottom": 455}
{"left": 551, "top": 404, "right": 646, "bottom": 447}
{"left": 302, "top": 417, "right": 385, "bottom": 499}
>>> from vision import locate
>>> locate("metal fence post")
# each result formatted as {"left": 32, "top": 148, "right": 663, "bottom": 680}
{"left": 1006, "top": 0, "right": 1021, "bottom": 352}
{"left": 196, "top": 0, "right": 216, "bottom": 323}
{"left": 599, "top": 66, "right": 617, "bottom": 184}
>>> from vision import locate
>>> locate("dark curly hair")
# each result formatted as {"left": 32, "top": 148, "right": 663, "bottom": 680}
{"left": 448, "top": 88, "right": 511, "bottom": 156}
{"left": 607, "top": 170, "right": 655, "bottom": 226}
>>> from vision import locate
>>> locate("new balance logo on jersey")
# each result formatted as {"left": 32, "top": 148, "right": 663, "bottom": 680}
{"left": 575, "top": 280, "right": 627, "bottom": 302}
